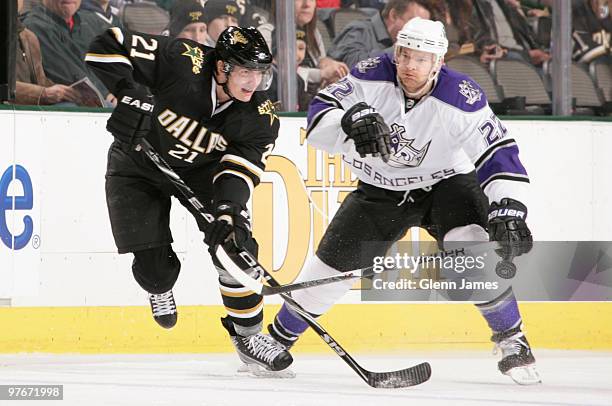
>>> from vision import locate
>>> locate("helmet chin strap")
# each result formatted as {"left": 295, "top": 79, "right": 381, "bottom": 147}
{"left": 216, "top": 62, "right": 238, "bottom": 102}
{"left": 221, "top": 81, "right": 236, "bottom": 101}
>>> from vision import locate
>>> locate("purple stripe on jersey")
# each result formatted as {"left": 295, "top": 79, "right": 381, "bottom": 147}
{"left": 477, "top": 144, "right": 528, "bottom": 185}
{"left": 477, "top": 292, "right": 521, "bottom": 332}
{"left": 349, "top": 52, "right": 397, "bottom": 83}
{"left": 431, "top": 66, "right": 488, "bottom": 112}
{"left": 307, "top": 97, "right": 337, "bottom": 126}
{"left": 276, "top": 302, "right": 309, "bottom": 335}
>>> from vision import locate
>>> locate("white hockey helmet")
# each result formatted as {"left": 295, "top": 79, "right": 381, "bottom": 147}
{"left": 395, "top": 17, "right": 448, "bottom": 60}
{"left": 394, "top": 18, "right": 449, "bottom": 97}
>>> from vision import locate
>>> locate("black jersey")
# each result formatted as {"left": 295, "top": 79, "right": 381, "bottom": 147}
{"left": 86, "top": 28, "right": 278, "bottom": 206}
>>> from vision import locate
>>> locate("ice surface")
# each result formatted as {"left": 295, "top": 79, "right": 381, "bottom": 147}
{"left": 0, "top": 350, "right": 610, "bottom": 406}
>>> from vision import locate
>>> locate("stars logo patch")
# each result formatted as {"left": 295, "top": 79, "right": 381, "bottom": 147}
{"left": 226, "top": 4, "right": 238, "bottom": 15}
{"left": 189, "top": 11, "right": 202, "bottom": 21}
{"left": 181, "top": 43, "right": 204, "bottom": 74}
{"left": 258, "top": 100, "right": 278, "bottom": 125}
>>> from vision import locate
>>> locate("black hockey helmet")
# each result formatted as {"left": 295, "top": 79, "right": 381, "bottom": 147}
{"left": 215, "top": 26, "right": 273, "bottom": 71}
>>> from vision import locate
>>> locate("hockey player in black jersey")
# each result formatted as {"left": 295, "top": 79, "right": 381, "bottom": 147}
{"left": 85, "top": 26, "right": 292, "bottom": 373}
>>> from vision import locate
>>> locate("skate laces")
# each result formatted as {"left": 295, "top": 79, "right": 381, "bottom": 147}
{"left": 493, "top": 331, "right": 528, "bottom": 357}
{"left": 243, "top": 334, "right": 285, "bottom": 364}
{"left": 149, "top": 290, "right": 177, "bottom": 316}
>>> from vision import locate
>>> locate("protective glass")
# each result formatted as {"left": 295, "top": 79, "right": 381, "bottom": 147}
{"left": 231, "top": 65, "right": 273, "bottom": 91}
{"left": 393, "top": 47, "right": 435, "bottom": 69}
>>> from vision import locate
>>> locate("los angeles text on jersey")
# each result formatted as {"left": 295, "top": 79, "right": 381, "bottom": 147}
{"left": 157, "top": 108, "right": 227, "bottom": 163}
{"left": 342, "top": 155, "right": 456, "bottom": 187}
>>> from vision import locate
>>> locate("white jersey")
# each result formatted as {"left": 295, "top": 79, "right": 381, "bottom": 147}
{"left": 306, "top": 53, "right": 529, "bottom": 205}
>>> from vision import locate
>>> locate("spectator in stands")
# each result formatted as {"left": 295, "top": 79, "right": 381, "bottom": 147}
{"left": 168, "top": 2, "right": 208, "bottom": 43}
{"left": 268, "top": 27, "right": 313, "bottom": 111}
{"left": 329, "top": 0, "right": 433, "bottom": 68}
{"left": 297, "top": 0, "right": 349, "bottom": 90}
{"left": 471, "top": 0, "right": 551, "bottom": 66}
{"left": 572, "top": 0, "right": 611, "bottom": 63}
{"left": 258, "top": 1, "right": 349, "bottom": 93}
{"left": 80, "top": 0, "right": 122, "bottom": 31}
{"left": 254, "top": 4, "right": 275, "bottom": 46}
{"left": 15, "top": 0, "right": 80, "bottom": 105}
{"left": 110, "top": 0, "right": 128, "bottom": 11}
{"left": 203, "top": 0, "right": 240, "bottom": 47}
{"left": 174, "top": 0, "right": 261, "bottom": 27}
{"left": 443, "top": 0, "right": 478, "bottom": 59}
{"left": 520, "top": 0, "right": 552, "bottom": 17}
{"left": 240, "top": 0, "right": 272, "bottom": 27}
{"left": 23, "top": 0, "right": 111, "bottom": 102}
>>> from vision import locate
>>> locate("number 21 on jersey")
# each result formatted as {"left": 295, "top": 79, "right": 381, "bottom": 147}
{"left": 130, "top": 35, "right": 158, "bottom": 61}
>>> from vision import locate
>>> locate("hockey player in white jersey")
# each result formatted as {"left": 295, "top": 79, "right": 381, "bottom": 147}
{"left": 267, "top": 17, "right": 540, "bottom": 385}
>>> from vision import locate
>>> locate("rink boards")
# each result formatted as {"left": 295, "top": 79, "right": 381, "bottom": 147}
{"left": 1, "top": 303, "right": 611, "bottom": 353}
{"left": 0, "top": 106, "right": 611, "bottom": 353}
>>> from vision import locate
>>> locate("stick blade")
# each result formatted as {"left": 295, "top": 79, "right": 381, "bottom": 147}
{"left": 367, "top": 362, "right": 431, "bottom": 388}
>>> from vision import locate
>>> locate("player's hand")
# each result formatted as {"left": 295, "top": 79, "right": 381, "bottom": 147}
{"left": 341, "top": 102, "right": 392, "bottom": 162}
{"left": 488, "top": 198, "right": 533, "bottom": 258}
{"left": 106, "top": 86, "right": 154, "bottom": 146}
{"left": 204, "top": 202, "right": 251, "bottom": 250}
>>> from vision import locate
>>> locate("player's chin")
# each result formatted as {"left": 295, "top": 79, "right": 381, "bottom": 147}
{"left": 401, "top": 77, "right": 424, "bottom": 91}
{"left": 236, "top": 89, "right": 255, "bottom": 102}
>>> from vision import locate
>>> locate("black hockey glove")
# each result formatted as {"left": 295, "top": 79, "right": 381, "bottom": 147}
{"left": 488, "top": 198, "right": 533, "bottom": 258}
{"left": 107, "top": 86, "right": 154, "bottom": 146}
{"left": 341, "top": 102, "right": 392, "bottom": 162}
{"left": 204, "top": 202, "right": 251, "bottom": 251}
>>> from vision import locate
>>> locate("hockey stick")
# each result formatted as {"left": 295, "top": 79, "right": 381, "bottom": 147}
{"left": 137, "top": 139, "right": 382, "bottom": 295}
{"left": 139, "top": 139, "right": 352, "bottom": 294}
{"left": 138, "top": 140, "right": 271, "bottom": 293}
{"left": 277, "top": 292, "right": 431, "bottom": 388}
{"left": 258, "top": 267, "right": 367, "bottom": 296}
{"left": 233, "top": 239, "right": 507, "bottom": 296}
{"left": 139, "top": 140, "right": 432, "bottom": 388}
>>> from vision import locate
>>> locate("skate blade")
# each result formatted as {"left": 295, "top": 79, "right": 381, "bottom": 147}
{"left": 506, "top": 364, "right": 542, "bottom": 385}
{"left": 237, "top": 363, "right": 296, "bottom": 379}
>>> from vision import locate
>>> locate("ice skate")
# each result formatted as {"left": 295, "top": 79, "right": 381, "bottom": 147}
{"left": 222, "top": 317, "right": 294, "bottom": 378}
{"left": 148, "top": 290, "right": 177, "bottom": 329}
{"left": 492, "top": 325, "right": 541, "bottom": 385}
{"left": 236, "top": 362, "right": 296, "bottom": 379}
